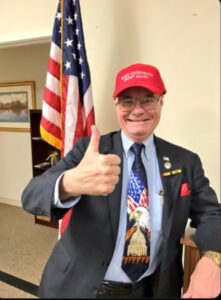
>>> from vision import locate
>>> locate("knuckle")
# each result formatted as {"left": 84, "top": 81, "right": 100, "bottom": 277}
{"left": 101, "top": 166, "right": 111, "bottom": 175}
{"left": 115, "top": 166, "right": 121, "bottom": 175}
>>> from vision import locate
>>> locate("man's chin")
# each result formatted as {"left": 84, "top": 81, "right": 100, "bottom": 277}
{"left": 128, "top": 131, "right": 149, "bottom": 142}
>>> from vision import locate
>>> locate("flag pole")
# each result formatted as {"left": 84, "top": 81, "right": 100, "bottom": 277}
{"left": 60, "top": 0, "right": 64, "bottom": 158}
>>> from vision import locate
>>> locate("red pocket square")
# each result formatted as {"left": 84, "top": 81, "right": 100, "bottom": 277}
{"left": 180, "top": 183, "right": 191, "bottom": 196}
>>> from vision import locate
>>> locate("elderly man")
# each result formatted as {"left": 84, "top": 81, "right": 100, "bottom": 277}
{"left": 22, "top": 63, "right": 221, "bottom": 298}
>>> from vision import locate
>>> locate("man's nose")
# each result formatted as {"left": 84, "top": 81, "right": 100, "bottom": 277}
{"left": 132, "top": 101, "right": 145, "bottom": 112}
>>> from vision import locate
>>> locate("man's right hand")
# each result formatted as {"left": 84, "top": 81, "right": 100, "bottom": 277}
{"left": 59, "top": 125, "right": 121, "bottom": 200}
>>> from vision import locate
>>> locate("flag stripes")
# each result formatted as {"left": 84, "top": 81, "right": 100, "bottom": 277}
{"left": 40, "top": 0, "right": 95, "bottom": 235}
{"left": 40, "top": 0, "right": 95, "bottom": 158}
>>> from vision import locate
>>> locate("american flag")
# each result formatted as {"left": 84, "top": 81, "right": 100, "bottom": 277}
{"left": 127, "top": 172, "right": 149, "bottom": 214}
{"left": 40, "top": 0, "right": 95, "bottom": 157}
{"left": 40, "top": 0, "right": 95, "bottom": 235}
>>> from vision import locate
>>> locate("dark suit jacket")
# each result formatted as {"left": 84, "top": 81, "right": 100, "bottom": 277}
{"left": 22, "top": 131, "right": 221, "bottom": 298}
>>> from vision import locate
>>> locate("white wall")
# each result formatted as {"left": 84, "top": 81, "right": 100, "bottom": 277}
{"left": 0, "top": 0, "right": 220, "bottom": 206}
{"left": 0, "top": 44, "right": 51, "bottom": 207}
{"left": 0, "top": 0, "right": 57, "bottom": 44}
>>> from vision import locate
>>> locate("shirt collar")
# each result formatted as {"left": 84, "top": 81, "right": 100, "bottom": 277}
{"left": 121, "top": 130, "right": 154, "bottom": 160}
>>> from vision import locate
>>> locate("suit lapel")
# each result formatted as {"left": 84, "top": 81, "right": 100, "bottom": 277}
{"left": 105, "top": 131, "right": 124, "bottom": 243}
{"left": 155, "top": 136, "right": 183, "bottom": 237}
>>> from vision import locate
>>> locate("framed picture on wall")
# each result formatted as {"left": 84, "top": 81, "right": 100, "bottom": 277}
{"left": 0, "top": 81, "right": 36, "bottom": 132}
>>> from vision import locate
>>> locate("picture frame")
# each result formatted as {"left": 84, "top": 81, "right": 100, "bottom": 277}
{"left": 0, "top": 81, "right": 36, "bottom": 132}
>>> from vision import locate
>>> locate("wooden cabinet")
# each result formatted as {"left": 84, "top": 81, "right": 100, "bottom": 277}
{"left": 29, "top": 109, "right": 59, "bottom": 228}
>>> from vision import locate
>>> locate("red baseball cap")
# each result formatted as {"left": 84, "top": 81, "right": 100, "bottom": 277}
{"left": 113, "top": 63, "right": 166, "bottom": 98}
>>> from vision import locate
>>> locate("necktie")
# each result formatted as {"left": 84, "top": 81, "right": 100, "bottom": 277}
{"left": 122, "top": 143, "right": 151, "bottom": 282}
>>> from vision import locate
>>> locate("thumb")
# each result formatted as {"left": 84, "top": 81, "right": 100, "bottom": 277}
{"left": 87, "top": 125, "right": 100, "bottom": 153}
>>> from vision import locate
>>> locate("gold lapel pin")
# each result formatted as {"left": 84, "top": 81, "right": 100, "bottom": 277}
{"left": 164, "top": 161, "right": 172, "bottom": 169}
{"left": 171, "top": 169, "right": 182, "bottom": 175}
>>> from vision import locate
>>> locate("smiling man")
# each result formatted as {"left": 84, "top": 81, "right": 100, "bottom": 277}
{"left": 115, "top": 87, "right": 163, "bottom": 142}
{"left": 113, "top": 64, "right": 165, "bottom": 144}
{"left": 22, "top": 63, "right": 221, "bottom": 299}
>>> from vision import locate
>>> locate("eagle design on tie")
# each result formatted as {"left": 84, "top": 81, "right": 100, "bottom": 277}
{"left": 127, "top": 206, "right": 150, "bottom": 258}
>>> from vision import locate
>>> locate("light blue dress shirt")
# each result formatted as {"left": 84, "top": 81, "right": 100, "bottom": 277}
{"left": 53, "top": 131, "right": 164, "bottom": 282}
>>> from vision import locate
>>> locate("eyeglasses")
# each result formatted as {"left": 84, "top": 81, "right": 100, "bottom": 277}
{"left": 117, "top": 95, "right": 161, "bottom": 112}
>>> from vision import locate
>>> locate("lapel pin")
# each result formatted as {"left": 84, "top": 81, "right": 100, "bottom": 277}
{"left": 172, "top": 169, "right": 182, "bottom": 175}
{"left": 164, "top": 161, "right": 172, "bottom": 169}
{"left": 162, "top": 168, "right": 182, "bottom": 177}
{"left": 163, "top": 156, "right": 170, "bottom": 161}
{"left": 162, "top": 171, "right": 171, "bottom": 176}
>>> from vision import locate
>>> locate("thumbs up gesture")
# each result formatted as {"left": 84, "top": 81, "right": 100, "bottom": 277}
{"left": 60, "top": 125, "right": 121, "bottom": 199}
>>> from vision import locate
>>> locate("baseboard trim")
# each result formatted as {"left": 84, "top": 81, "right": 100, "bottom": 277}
{"left": 0, "top": 271, "right": 38, "bottom": 296}
{"left": 0, "top": 197, "right": 22, "bottom": 207}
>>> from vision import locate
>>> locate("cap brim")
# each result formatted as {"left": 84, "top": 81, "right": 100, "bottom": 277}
{"left": 113, "top": 82, "right": 165, "bottom": 98}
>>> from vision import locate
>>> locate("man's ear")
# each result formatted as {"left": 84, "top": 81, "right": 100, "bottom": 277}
{"left": 160, "top": 95, "right": 164, "bottom": 106}
{"left": 113, "top": 98, "right": 118, "bottom": 106}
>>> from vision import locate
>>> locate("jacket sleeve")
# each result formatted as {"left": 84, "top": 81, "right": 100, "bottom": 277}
{"left": 190, "top": 153, "right": 221, "bottom": 254}
{"left": 21, "top": 137, "right": 89, "bottom": 220}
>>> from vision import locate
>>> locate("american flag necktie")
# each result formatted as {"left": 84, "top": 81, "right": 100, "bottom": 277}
{"left": 122, "top": 143, "right": 151, "bottom": 282}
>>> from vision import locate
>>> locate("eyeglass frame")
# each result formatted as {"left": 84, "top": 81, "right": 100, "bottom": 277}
{"left": 117, "top": 94, "right": 163, "bottom": 112}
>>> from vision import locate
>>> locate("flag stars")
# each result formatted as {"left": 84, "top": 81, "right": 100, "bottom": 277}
{"left": 72, "top": 52, "right": 77, "bottom": 60}
{"left": 65, "top": 61, "right": 71, "bottom": 70}
{"left": 64, "top": 38, "right": 73, "bottom": 47}
{"left": 75, "top": 27, "right": 80, "bottom": 35}
{"left": 66, "top": 16, "right": 73, "bottom": 25}
{"left": 56, "top": 12, "right": 62, "bottom": 20}
{"left": 81, "top": 71, "right": 85, "bottom": 79}
{"left": 128, "top": 172, "right": 145, "bottom": 204}
{"left": 78, "top": 57, "right": 83, "bottom": 65}
{"left": 77, "top": 42, "right": 82, "bottom": 50}
{"left": 74, "top": 12, "right": 78, "bottom": 21}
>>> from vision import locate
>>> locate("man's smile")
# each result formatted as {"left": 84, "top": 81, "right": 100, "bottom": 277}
{"left": 127, "top": 118, "right": 150, "bottom": 122}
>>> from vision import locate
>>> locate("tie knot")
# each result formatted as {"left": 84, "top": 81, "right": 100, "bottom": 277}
{"left": 131, "top": 143, "right": 144, "bottom": 156}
